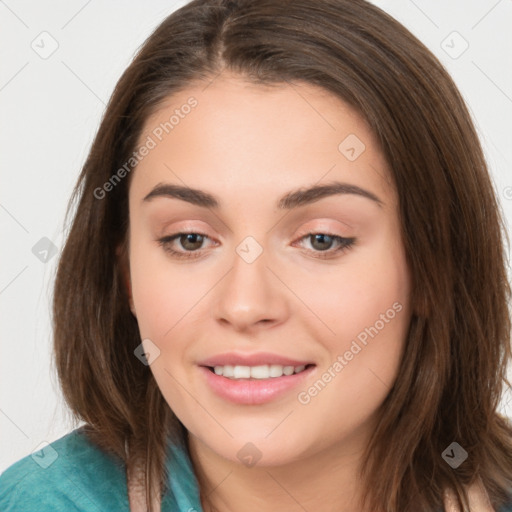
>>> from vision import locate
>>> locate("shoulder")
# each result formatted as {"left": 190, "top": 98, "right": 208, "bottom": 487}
{"left": 499, "top": 493, "right": 512, "bottom": 512}
{"left": 162, "top": 431, "right": 203, "bottom": 512}
{"left": 0, "top": 426, "right": 129, "bottom": 512}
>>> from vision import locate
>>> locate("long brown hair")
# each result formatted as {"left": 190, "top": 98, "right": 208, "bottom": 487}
{"left": 52, "top": 0, "right": 512, "bottom": 510}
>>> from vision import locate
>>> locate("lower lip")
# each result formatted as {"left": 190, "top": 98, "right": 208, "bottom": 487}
{"left": 199, "top": 365, "right": 316, "bottom": 405}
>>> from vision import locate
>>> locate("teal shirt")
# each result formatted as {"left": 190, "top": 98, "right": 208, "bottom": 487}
{"left": 0, "top": 426, "right": 204, "bottom": 511}
{"left": 1, "top": 427, "right": 512, "bottom": 511}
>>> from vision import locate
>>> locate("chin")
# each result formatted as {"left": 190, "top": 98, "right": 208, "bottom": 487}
{"left": 203, "top": 432, "right": 310, "bottom": 468}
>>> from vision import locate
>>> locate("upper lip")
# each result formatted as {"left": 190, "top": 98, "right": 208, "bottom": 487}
{"left": 198, "top": 352, "right": 315, "bottom": 367}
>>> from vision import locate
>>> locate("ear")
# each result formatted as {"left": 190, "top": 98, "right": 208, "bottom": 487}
{"left": 116, "top": 241, "right": 136, "bottom": 317}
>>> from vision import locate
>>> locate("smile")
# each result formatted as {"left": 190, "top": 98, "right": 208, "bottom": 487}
{"left": 200, "top": 364, "right": 317, "bottom": 405}
{"left": 208, "top": 364, "right": 312, "bottom": 379}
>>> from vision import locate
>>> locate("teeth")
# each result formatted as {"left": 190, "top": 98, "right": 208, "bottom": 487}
{"left": 269, "top": 364, "right": 284, "bottom": 377}
{"left": 222, "top": 365, "right": 234, "bottom": 378}
{"left": 212, "top": 364, "right": 308, "bottom": 379}
{"left": 251, "top": 365, "right": 271, "bottom": 379}
{"left": 283, "top": 366, "right": 294, "bottom": 376}
{"left": 233, "top": 366, "right": 251, "bottom": 379}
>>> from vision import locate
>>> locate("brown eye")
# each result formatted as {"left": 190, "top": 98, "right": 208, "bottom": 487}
{"left": 157, "top": 232, "right": 213, "bottom": 260}
{"left": 295, "top": 233, "right": 356, "bottom": 260}
{"left": 309, "top": 234, "right": 336, "bottom": 251}
{"left": 177, "top": 233, "right": 205, "bottom": 251}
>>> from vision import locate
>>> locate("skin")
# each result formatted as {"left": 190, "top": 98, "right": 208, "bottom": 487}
{"left": 125, "top": 70, "right": 412, "bottom": 512}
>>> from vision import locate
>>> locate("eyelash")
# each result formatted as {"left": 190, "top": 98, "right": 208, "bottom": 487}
{"left": 157, "top": 231, "right": 356, "bottom": 261}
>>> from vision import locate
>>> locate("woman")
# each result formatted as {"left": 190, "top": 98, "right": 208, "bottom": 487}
{"left": 1, "top": 0, "right": 511, "bottom": 511}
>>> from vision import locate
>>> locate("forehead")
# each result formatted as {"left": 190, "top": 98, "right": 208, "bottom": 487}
{"left": 130, "top": 73, "right": 395, "bottom": 208}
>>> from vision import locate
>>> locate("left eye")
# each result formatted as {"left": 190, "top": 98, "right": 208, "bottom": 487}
{"left": 294, "top": 233, "right": 356, "bottom": 259}
{"left": 157, "top": 232, "right": 355, "bottom": 260}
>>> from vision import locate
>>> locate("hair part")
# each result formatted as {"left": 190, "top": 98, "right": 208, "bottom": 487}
{"left": 53, "top": 0, "right": 512, "bottom": 510}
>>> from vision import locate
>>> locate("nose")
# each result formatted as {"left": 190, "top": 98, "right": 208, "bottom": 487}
{"left": 212, "top": 244, "right": 289, "bottom": 333}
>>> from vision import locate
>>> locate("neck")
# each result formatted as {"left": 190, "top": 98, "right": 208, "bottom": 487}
{"left": 187, "top": 433, "right": 370, "bottom": 512}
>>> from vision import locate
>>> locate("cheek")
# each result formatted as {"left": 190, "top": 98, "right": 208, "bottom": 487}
{"left": 128, "top": 237, "right": 185, "bottom": 339}
{"left": 294, "top": 251, "right": 409, "bottom": 441}
{"left": 295, "top": 229, "right": 410, "bottom": 416}
{"left": 295, "top": 227, "right": 410, "bottom": 351}
{"left": 335, "top": 239, "right": 409, "bottom": 395}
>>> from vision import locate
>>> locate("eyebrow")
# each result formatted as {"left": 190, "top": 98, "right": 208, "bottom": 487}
{"left": 142, "top": 181, "right": 383, "bottom": 209}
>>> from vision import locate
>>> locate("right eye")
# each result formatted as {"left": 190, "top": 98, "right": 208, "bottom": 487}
{"left": 157, "top": 232, "right": 215, "bottom": 260}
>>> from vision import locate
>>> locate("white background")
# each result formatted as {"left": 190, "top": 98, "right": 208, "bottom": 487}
{"left": 1, "top": 0, "right": 511, "bottom": 472}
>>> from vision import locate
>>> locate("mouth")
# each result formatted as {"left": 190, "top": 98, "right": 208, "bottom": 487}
{"left": 199, "top": 363, "right": 317, "bottom": 405}
{"left": 204, "top": 363, "right": 316, "bottom": 380}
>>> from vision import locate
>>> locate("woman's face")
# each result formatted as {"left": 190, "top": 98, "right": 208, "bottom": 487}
{"left": 126, "top": 72, "right": 411, "bottom": 466}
